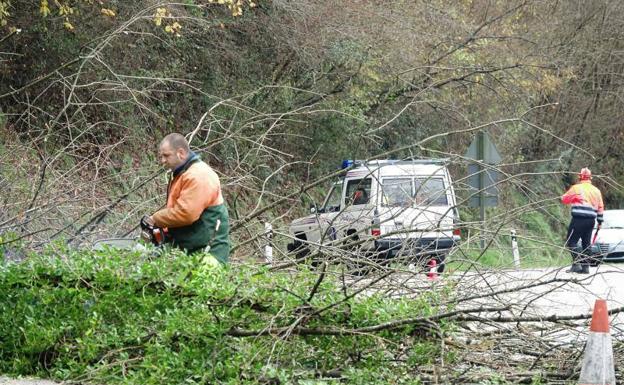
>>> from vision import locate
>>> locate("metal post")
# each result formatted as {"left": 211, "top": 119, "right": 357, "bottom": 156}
{"left": 264, "top": 222, "right": 273, "bottom": 263}
{"left": 511, "top": 229, "right": 520, "bottom": 267}
{"left": 477, "top": 131, "right": 486, "bottom": 250}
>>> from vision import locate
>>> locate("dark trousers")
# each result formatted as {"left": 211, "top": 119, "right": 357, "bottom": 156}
{"left": 566, "top": 217, "right": 595, "bottom": 265}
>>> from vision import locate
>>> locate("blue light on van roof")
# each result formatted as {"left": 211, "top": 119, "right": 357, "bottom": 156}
{"left": 341, "top": 160, "right": 365, "bottom": 169}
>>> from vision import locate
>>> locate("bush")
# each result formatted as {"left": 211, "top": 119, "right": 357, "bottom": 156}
{"left": 0, "top": 246, "right": 453, "bottom": 384}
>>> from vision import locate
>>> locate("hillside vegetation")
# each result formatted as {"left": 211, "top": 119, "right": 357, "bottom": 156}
{"left": 1, "top": 1, "right": 623, "bottom": 255}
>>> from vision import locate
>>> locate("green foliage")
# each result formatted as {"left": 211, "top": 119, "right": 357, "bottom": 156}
{"left": 0, "top": 248, "right": 452, "bottom": 384}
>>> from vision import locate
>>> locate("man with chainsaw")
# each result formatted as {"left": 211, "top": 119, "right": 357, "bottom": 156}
{"left": 144, "top": 133, "right": 230, "bottom": 265}
{"left": 561, "top": 167, "right": 604, "bottom": 274}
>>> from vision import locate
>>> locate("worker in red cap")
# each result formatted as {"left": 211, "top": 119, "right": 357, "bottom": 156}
{"left": 561, "top": 168, "right": 604, "bottom": 274}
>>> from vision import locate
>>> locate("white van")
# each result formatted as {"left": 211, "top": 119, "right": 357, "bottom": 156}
{"left": 287, "top": 159, "right": 461, "bottom": 271}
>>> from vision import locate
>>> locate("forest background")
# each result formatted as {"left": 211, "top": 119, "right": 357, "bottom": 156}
{"left": 1, "top": 0, "right": 623, "bottom": 256}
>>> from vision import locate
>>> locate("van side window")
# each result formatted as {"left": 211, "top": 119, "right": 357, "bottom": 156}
{"left": 346, "top": 178, "right": 372, "bottom": 206}
{"left": 381, "top": 178, "right": 412, "bottom": 207}
{"left": 414, "top": 178, "right": 448, "bottom": 206}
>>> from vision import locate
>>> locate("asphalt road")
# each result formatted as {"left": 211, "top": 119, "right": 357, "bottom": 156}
{"left": 454, "top": 263, "right": 624, "bottom": 317}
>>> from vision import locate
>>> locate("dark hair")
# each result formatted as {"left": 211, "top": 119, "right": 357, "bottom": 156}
{"left": 162, "top": 133, "right": 190, "bottom": 152}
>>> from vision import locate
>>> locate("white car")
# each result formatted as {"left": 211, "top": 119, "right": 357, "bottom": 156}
{"left": 286, "top": 159, "right": 461, "bottom": 271}
{"left": 594, "top": 210, "right": 624, "bottom": 263}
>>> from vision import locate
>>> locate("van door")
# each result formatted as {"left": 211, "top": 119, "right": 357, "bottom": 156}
{"left": 378, "top": 177, "right": 413, "bottom": 238}
{"left": 338, "top": 176, "right": 374, "bottom": 242}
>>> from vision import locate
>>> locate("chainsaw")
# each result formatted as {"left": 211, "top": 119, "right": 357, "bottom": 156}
{"left": 140, "top": 216, "right": 168, "bottom": 246}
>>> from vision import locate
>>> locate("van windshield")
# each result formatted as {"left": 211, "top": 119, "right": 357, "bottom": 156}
{"left": 415, "top": 178, "right": 448, "bottom": 206}
{"left": 381, "top": 177, "right": 448, "bottom": 207}
{"left": 381, "top": 178, "right": 412, "bottom": 207}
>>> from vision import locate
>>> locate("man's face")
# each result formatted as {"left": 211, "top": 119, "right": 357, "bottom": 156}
{"left": 159, "top": 141, "right": 187, "bottom": 171}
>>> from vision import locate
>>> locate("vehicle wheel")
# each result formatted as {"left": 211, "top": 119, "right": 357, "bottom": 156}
{"left": 434, "top": 254, "right": 447, "bottom": 273}
{"left": 291, "top": 239, "right": 310, "bottom": 260}
{"left": 342, "top": 233, "right": 372, "bottom": 275}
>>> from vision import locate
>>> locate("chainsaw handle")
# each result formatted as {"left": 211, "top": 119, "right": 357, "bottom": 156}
{"left": 140, "top": 215, "right": 167, "bottom": 246}
{"left": 141, "top": 215, "right": 154, "bottom": 228}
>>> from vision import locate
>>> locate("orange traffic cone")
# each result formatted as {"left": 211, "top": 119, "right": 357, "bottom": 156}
{"left": 427, "top": 259, "right": 438, "bottom": 280}
{"left": 578, "top": 299, "right": 615, "bottom": 385}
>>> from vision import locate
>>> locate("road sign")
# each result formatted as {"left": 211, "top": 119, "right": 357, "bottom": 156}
{"left": 465, "top": 131, "right": 502, "bottom": 208}
{"left": 464, "top": 131, "right": 503, "bottom": 249}
{"left": 465, "top": 131, "right": 502, "bottom": 164}
{"left": 467, "top": 164, "right": 499, "bottom": 207}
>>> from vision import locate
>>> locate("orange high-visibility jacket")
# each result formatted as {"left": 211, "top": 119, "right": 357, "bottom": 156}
{"left": 561, "top": 180, "right": 605, "bottom": 223}
{"left": 152, "top": 160, "right": 224, "bottom": 228}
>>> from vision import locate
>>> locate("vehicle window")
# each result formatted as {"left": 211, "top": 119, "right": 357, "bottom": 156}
{"left": 414, "top": 178, "right": 448, "bottom": 206}
{"left": 602, "top": 212, "right": 624, "bottom": 229}
{"left": 381, "top": 178, "right": 413, "bottom": 207}
{"left": 322, "top": 184, "right": 343, "bottom": 212}
{"left": 345, "top": 178, "right": 372, "bottom": 206}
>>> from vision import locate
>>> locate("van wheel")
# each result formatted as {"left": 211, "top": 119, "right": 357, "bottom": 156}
{"left": 292, "top": 239, "right": 326, "bottom": 269}
{"left": 342, "top": 233, "right": 371, "bottom": 275}
{"left": 434, "top": 254, "right": 446, "bottom": 273}
{"left": 344, "top": 231, "right": 360, "bottom": 251}
{"left": 291, "top": 239, "right": 310, "bottom": 260}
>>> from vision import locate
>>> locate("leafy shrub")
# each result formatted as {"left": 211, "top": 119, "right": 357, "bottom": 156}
{"left": 0, "top": 247, "right": 452, "bottom": 384}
